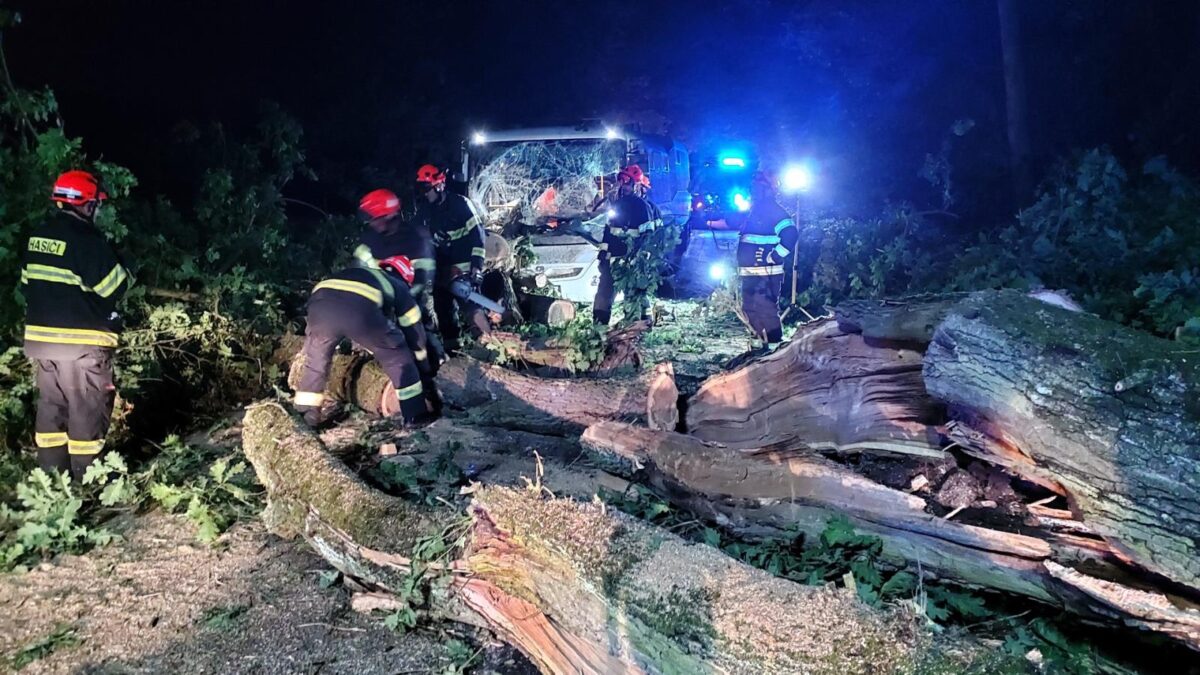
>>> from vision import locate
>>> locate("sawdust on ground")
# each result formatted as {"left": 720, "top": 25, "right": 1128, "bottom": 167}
{"left": 0, "top": 512, "right": 530, "bottom": 674}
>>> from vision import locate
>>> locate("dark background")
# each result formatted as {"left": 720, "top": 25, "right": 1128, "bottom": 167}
{"left": 7, "top": 0, "right": 1200, "bottom": 220}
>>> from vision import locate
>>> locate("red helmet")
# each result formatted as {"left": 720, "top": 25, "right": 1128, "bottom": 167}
{"left": 415, "top": 164, "right": 446, "bottom": 188}
{"left": 617, "top": 164, "right": 651, "bottom": 189}
{"left": 379, "top": 255, "right": 415, "bottom": 286}
{"left": 359, "top": 189, "right": 401, "bottom": 219}
{"left": 52, "top": 170, "right": 107, "bottom": 206}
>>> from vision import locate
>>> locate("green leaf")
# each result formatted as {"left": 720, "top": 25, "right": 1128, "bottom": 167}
{"left": 879, "top": 571, "right": 917, "bottom": 598}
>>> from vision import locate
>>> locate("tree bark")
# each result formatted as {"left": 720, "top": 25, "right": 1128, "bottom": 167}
{"left": 241, "top": 402, "right": 998, "bottom": 674}
{"left": 686, "top": 319, "right": 945, "bottom": 458}
{"left": 289, "top": 350, "right": 663, "bottom": 437}
{"left": 998, "top": 0, "right": 1033, "bottom": 200}
{"left": 924, "top": 291, "right": 1200, "bottom": 591}
{"left": 580, "top": 422, "right": 1200, "bottom": 649}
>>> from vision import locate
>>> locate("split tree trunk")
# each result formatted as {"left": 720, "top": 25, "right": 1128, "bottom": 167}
{"left": 686, "top": 318, "right": 944, "bottom": 458}
{"left": 924, "top": 291, "right": 1200, "bottom": 590}
{"left": 580, "top": 422, "right": 1200, "bottom": 648}
{"left": 241, "top": 402, "right": 995, "bottom": 674}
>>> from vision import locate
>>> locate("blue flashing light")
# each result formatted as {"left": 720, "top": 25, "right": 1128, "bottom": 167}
{"left": 720, "top": 156, "right": 746, "bottom": 168}
{"left": 732, "top": 192, "right": 751, "bottom": 212}
{"left": 709, "top": 263, "right": 729, "bottom": 281}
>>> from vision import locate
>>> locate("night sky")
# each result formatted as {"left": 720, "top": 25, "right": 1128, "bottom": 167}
{"left": 7, "top": 1, "right": 1200, "bottom": 218}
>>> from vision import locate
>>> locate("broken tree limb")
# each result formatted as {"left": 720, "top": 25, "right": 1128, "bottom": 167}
{"left": 241, "top": 402, "right": 999, "bottom": 674}
{"left": 288, "top": 350, "right": 664, "bottom": 436}
{"left": 581, "top": 422, "right": 1060, "bottom": 602}
{"left": 581, "top": 421, "right": 1200, "bottom": 651}
{"left": 834, "top": 295, "right": 967, "bottom": 343}
{"left": 686, "top": 318, "right": 945, "bottom": 457}
{"left": 924, "top": 291, "right": 1200, "bottom": 590}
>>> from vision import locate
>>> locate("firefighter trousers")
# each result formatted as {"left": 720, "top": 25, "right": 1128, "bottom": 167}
{"left": 32, "top": 349, "right": 115, "bottom": 480}
{"left": 295, "top": 295, "right": 426, "bottom": 423}
{"left": 740, "top": 273, "right": 784, "bottom": 344}
{"left": 432, "top": 283, "right": 489, "bottom": 351}
{"left": 593, "top": 255, "right": 649, "bottom": 326}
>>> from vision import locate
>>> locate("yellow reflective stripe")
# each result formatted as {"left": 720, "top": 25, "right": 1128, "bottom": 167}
{"left": 20, "top": 270, "right": 28, "bottom": 284}
{"left": 411, "top": 283, "right": 426, "bottom": 296}
{"left": 773, "top": 244, "right": 791, "bottom": 258}
{"left": 294, "top": 391, "right": 325, "bottom": 407}
{"left": 741, "top": 234, "right": 780, "bottom": 245}
{"left": 452, "top": 262, "right": 473, "bottom": 272}
{"left": 397, "top": 305, "right": 422, "bottom": 327}
{"left": 25, "top": 325, "right": 119, "bottom": 347}
{"left": 412, "top": 257, "right": 436, "bottom": 271}
{"left": 774, "top": 218, "right": 796, "bottom": 234}
{"left": 68, "top": 439, "right": 104, "bottom": 455}
{"left": 93, "top": 264, "right": 128, "bottom": 298}
{"left": 395, "top": 381, "right": 424, "bottom": 401}
{"left": 353, "top": 244, "right": 377, "bottom": 265}
{"left": 471, "top": 247, "right": 486, "bottom": 258}
{"left": 413, "top": 349, "right": 427, "bottom": 362}
{"left": 447, "top": 222, "right": 477, "bottom": 240}
{"left": 23, "top": 263, "right": 84, "bottom": 287}
{"left": 738, "top": 265, "right": 785, "bottom": 276}
{"left": 638, "top": 218, "right": 662, "bottom": 233}
{"left": 35, "top": 432, "right": 68, "bottom": 448}
{"left": 313, "top": 279, "right": 383, "bottom": 306}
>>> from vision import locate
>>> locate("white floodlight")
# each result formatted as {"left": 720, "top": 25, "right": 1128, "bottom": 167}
{"left": 471, "top": 131, "right": 488, "bottom": 145}
{"left": 782, "top": 164, "right": 815, "bottom": 193}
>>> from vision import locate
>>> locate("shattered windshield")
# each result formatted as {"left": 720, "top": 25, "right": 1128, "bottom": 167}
{"left": 468, "top": 140, "right": 625, "bottom": 226}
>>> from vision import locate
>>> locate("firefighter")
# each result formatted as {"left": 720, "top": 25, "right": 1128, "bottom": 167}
{"left": 412, "top": 164, "right": 490, "bottom": 351}
{"left": 293, "top": 256, "right": 433, "bottom": 427}
{"left": 22, "top": 170, "right": 130, "bottom": 480}
{"left": 353, "top": 189, "right": 443, "bottom": 367}
{"left": 737, "top": 170, "right": 799, "bottom": 346}
{"left": 593, "top": 164, "right": 662, "bottom": 326}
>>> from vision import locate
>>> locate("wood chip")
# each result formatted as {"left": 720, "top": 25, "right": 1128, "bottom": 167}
{"left": 977, "top": 500, "right": 997, "bottom": 508}
{"left": 351, "top": 591, "right": 402, "bottom": 614}
{"left": 379, "top": 442, "right": 398, "bottom": 456}
{"left": 943, "top": 505, "right": 966, "bottom": 520}
{"left": 1028, "top": 495, "right": 1058, "bottom": 508}
{"left": 908, "top": 475, "right": 929, "bottom": 492}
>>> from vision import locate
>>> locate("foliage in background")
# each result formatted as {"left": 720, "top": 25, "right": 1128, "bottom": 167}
{"left": 794, "top": 148, "right": 1200, "bottom": 342}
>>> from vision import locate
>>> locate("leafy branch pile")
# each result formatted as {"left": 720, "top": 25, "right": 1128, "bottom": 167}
{"left": 609, "top": 221, "right": 683, "bottom": 322}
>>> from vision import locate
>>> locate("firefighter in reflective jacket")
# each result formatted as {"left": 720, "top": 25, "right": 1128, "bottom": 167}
{"left": 412, "top": 164, "right": 490, "bottom": 350}
{"left": 22, "top": 170, "right": 130, "bottom": 480}
{"left": 352, "top": 189, "right": 444, "bottom": 367}
{"left": 293, "top": 256, "right": 432, "bottom": 427}
{"left": 593, "top": 164, "right": 662, "bottom": 326}
{"left": 737, "top": 170, "right": 798, "bottom": 345}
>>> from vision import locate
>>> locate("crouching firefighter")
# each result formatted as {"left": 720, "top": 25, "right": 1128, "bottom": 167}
{"left": 413, "top": 164, "right": 491, "bottom": 352}
{"left": 22, "top": 170, "right": 131, "bottom": 480}
{"left": 293, "top": 256, "right": 436, "bottom": 427}
{"left": 737, "top": 170, "right": 798, "bottom": 346}
{"left": 593, "top": 164, "right": 662, "bottom": 326}
{"left": 353, "top": 188, "right": 444, "bottom": 368}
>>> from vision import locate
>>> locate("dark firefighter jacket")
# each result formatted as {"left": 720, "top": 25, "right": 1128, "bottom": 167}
{"left": 415, "top": 193, "right": 487, "bottom": 277}
{"left": 603, "top": 193, "right": 663, "bottom": 258}
{"left": 737, "top": 200, "right": 798, "bottom": 276}
{"left": 21, "top": 210, "right": 130, "bottom": 358}
{"left": 353, "top": 222, "right": 436, "bottom": 296}
{"left": 309, "top": 267, "right": 428, "bottom": 361}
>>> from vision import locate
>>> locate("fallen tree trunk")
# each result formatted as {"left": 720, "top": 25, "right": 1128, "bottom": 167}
{"left": 288, "top": 352, "right": 663, "bottom": 436}
{"left": 241, "top": 402, "right": 1000, "bottom": 674}
{"left": 924, "top": 291, "right": 1200, "bottom": 590}
{"left": 581, "top": 422, "right": 1200, "bottom": 649}
{"left": 686, "top": 318, "right": 945, "bottom": 458}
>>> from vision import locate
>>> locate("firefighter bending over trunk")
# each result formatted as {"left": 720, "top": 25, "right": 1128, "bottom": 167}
{"left": 353, "top": 189, "right": 443, "bottom": 366}
{"left": 593, "top": 164, "right": 662, "bottom": 326}
{"left": 294, "top": 256, "right": 432, "bottom": 427}
{"left": 412, "top": 164, "right": 490, "bottom": 351}
{"left": 22, "top": 171, "right": 130, "bottom": 480}
{"left": 738, "top": 170, "right": 798, "bottom": 346}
